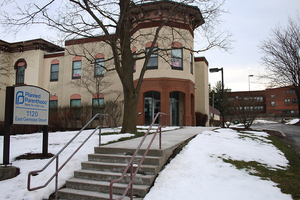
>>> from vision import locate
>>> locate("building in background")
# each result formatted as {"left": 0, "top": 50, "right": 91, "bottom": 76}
{"left": 227, "top": 86, "right": 298, "bottom": 118}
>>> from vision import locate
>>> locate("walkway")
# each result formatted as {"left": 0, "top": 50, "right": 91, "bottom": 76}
{"left": 105, "top": 126, "right": 215, "bottom": 157}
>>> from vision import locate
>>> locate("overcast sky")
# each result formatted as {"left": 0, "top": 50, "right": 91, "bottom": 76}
{"left": 197, "top": 0, "right": 300, "bottom": 91}
{"left": 1, "top": 0, "right": 299, "bottom": 92}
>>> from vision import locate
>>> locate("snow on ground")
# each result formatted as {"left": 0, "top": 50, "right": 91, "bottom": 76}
{"left": 0, "top": 126, "right": 178, "bottom": 200}
{"left": 144, "top": 128, "right": 292, "bottom": 200}
{"left": 0, "top": 127, "right": 293, "bottom": 200}
{"left": 286, "top": 118, "right": 300, "bottom": 125}
{"left": 253, "top": 119, "right": 279, "bottom": 124}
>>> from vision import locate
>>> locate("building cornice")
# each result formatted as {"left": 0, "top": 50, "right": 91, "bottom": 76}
{"left": 0, "top": 38, "right": 64, "bottom": 53}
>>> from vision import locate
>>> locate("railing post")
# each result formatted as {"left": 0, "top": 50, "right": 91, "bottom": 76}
{"left": 159, "top": 126, "right": 162, "bottom": 150}
{"left": 55, "top": 156, "right": 59, "bottom": 200}
{"left": 99, "top": 114, "right": 102, "bottom": 146}
{"left": 130, "top": 163, "right": 133, "bottom": 200}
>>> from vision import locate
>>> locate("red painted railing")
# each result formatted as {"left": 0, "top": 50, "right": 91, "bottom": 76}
{"left": 27, "top": 113, "right": 109, "bottom": 200}
{"left": 109, "top": 112, "right": 167, "bottom": 200}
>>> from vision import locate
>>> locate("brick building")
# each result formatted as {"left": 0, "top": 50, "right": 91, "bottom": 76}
{"left": 266, "top": 86, "right": 298, "bottom": 114}
{"left": 227, "top": 90, "right": 266, "bottom": 114}
{"left": 0, "top": 1, "right": 210, "bottom": 127}
{"left": 227, "top": 86, "right": 298, "bottom": 116}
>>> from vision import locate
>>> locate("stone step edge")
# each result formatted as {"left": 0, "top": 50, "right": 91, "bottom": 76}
{"left": 58, "top": 188, "right": 143, "bottom": 200}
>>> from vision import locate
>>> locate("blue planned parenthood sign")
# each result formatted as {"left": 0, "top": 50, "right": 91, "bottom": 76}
{"left": 13, "top": 86, "right": 49, "bottom": 125}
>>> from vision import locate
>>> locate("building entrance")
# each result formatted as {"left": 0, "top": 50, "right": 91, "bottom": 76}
{"left": 170, "top": 91, "right": 180, "bottom": 126}
{"left": 144, "top": 91, "right": 161, "bottom": 125}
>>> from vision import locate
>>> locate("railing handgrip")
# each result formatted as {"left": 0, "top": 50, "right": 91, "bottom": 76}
{"left": 110, "top": 112, "right": 166, "bottom": 200}
{"left": 27, "top": 113, "right": 109, "bottom": 197}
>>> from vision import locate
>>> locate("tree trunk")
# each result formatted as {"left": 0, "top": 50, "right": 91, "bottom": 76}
{"left": 120, "top": 86, "right": 139, "bottom": 133}
{"left": 295, "top": 86, "right": 300, "bottom": 119}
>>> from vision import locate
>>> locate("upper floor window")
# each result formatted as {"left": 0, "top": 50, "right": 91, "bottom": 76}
{"left": 72, "top": 56, "right": 82, "bottom": 79}
{"left": 132, "top": 47, "right": 137, "bottom": 73}
{"left": 292, "top": 98, "right": 298, "bottom": 104}
{"left": 95, "top": 58, "right": 104, "bottom": 77}
{"left": 14, "top": 59, "right": 27, "bottom": 85}
{"left": 146, "top": 47, "right": 158, "bottom": 69}
{"left": 16, "top": 66, "right": 25, "bottom": 84}
{"left": 50, "top": 59, "right": 59, "bottom": 81}
{"left": 172, "top": 48, "right": 183, "bottom": 70}
{"left": 171, "top": 42, "right": 183, "bottom": 70}
{"left": 190, "top": 53, "right": 193, "bottom": 74}
{"left": 271, "top": 94, "right": 275, "bottom": 98}
{"left": 284, "top": 99, "right": 291, "bottom": 104}
{"left": 95, "top": 54, "right": 105, "bottom": 77}
{"left": 286, "top": 90, "right": 295, "bottom": 93}
{"left": 271, "top": 101, "right": 275, "bottom": 107}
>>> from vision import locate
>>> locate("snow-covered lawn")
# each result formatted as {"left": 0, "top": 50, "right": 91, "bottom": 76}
{"left": 144, "top": 128, "right": 292, "bottom": 200}
{"left": 0, "top": 126, "right": 294, "bottom": 200}
{"left": 0, "top": 126, "right": 178, "bottom": 200}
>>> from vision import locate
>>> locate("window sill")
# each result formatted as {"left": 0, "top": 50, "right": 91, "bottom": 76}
{"left": 172, "top": 67, "right": 183, "bottom": 70}
{"left": 72, "top": 76, "right": 81, "bottom": 79}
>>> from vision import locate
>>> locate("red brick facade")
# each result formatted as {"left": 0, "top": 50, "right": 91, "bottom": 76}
{"left": 266, "top": 86, "right": 298, "bottom": 114}
{"left": 135, "top": 77, "right": 196, "bottom": 126}
{"left": 227, "top": 86, "right": 298, "bottom": 115}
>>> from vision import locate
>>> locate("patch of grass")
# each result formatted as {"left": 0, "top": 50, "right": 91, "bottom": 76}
{"left": 223, "top": 132, "right": 300, "bottom": 200}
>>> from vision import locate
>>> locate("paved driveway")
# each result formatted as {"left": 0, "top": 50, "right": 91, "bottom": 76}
{"left": 251, "top": 123, "right": 300, "bottom": 149}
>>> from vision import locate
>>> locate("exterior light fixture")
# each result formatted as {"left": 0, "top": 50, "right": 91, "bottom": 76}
{"left": 209, "top": 67, "right": 224, "bottom": 127}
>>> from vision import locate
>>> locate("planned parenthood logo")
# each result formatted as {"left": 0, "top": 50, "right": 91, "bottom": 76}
{"left": 15, "top": 91, "right": 24, "bottom": 105}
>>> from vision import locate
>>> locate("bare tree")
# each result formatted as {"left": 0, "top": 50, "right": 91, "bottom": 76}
{"left": 1, "top": 0, "right": 232, "bottom": 133}
{"left": 259, "top": 16, "right": 300, "bottom": 117}
{"left": 233, "top": 96, "right": 258, "bottom": 128}
{"left": 0, "top": 50, "right": 14, "bottom": 87}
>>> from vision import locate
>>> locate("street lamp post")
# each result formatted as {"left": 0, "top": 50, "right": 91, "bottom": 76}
{"left": 248, "top": 75, "right": 253, "bottom": 91}
{"left": 209, "top": 67, "right": 224, "bottom": 127}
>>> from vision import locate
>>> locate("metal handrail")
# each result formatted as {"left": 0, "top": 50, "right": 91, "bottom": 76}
{"left": 27, "top": 113, "right": 110, "bottom": 200}
{"left": 109, "top": 112, "right": 167, "bottom": 200}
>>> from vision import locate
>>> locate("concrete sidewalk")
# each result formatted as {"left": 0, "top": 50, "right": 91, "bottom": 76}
{"left": 105, "top": 126, "right": 215, "bottom": 152}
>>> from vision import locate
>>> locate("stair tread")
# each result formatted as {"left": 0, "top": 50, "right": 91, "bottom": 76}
{"left": 59, "top": 188, "right": 143, "bottom": 200}
{"left": 82, "top": 161, "right": 158, "bottom": 168}
{"left": 67, "top": 178, "right": 150, "bottom": 189}
{"left": 89, "top": 153, "right": 161, "bottom": 158}
{"left": 75, "top": 169, "right": 155, "bottom": 178}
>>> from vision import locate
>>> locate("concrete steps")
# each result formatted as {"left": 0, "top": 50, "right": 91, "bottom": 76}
{"left": 58, "top": 146, "right": 166, "bottom": 200}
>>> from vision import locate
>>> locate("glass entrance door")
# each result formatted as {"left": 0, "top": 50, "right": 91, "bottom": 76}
{"left": 144, "top": 91, "right": 160, "bottom": 125}
{"left": 170, "top": 91, "right": 179, "bottom": 126}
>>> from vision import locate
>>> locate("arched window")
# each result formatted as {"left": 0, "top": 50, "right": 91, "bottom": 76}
{"left": 50, "top": 95, "right": 58, "bottom": 109}
{"left": 70, "top": 94, "right": 81, "bottom": 118}
{"left": 171, "top": 42, "right": 183, "bottom": 70}
{"left": 50, "top": 59, "right": 59, "bottom": 81}
{"left": 145, "top": 42, "right": 158, "bottom": 69}
{"left": 72, "top": 56, "right": 82, "bottom": 79}
{"left": 14, "top": 59, "right": 27, "bottom": 85}
{"left": 92, "top": 93, "right": 105, "bottom": 116}
{"left": 132, "top": 47, "right": 137, "bottom": 73}
{"left": 95, "top": 54, "right": 105, "bottom": 77}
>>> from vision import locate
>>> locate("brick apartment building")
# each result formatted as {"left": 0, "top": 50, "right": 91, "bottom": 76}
{"left": 227, "top": 86, "right": 298, "bottom": 116}
{"left": 266, "top": 86, "right": 298, "bottom": 114}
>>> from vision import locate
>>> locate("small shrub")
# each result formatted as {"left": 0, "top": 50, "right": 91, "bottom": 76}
{"left": 196, "top": 112, "right": 208, "bottom": 126}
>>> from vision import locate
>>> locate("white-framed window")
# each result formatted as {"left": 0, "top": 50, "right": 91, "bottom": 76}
{"left": 50, "top": 64, "right": 59, "bottom": 81}
{"left": 95, "top": 58, "right": 105, "bottom": 77}
{"left": 171, "top": 48, "right": 183, "bottom": 70}
{"left": 72, "top": 60, "right": 82, "bottom": 79}
{"left": 146, "top": 47, "right": 158, "bottom": 69}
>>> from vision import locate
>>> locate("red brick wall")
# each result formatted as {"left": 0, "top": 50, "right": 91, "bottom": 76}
{"left": 135, "top": 78, "right": 196, "bottom": 126}
{"left": 266, "top": 86, "right": 298, "bottom": 114}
